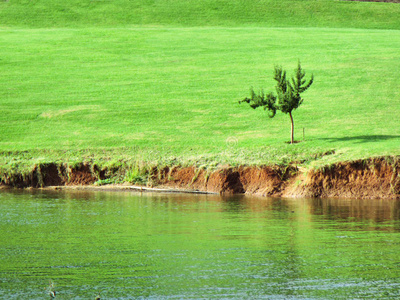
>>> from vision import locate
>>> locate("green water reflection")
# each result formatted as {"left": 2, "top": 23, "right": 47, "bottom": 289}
{"left": 0, "top": 190, "right": 399, "bottom": 299}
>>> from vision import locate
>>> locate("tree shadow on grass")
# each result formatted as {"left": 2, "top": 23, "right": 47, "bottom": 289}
{"left": 320, "top": 135, "right": 400, "bottom": 144}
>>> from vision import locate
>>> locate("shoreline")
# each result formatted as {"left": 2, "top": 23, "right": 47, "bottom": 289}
{"left": 1, "top": 156, "right": 399, "bottom": 199}
{"left": 39, "top": 184, "right": 220, "bottom": 195}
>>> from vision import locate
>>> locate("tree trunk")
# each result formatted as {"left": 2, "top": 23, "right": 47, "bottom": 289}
{"left": 289, "top": 111, "right": 294, "bottom": 144}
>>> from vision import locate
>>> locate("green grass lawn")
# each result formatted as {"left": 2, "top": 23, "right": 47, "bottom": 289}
{"left": 0, "top": 1, "right": 399, "bottom": 173}
{"left": 1, "top": 0, "right": 400, "bottom": 29}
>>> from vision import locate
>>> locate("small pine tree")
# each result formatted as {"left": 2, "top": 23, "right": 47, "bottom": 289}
{"left": 239, "top": 61, "right": 314, "bottom": 144}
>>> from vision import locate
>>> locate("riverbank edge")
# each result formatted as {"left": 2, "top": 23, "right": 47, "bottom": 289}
{"left": 1, "top": 156, "right": 399, "bottom": 199}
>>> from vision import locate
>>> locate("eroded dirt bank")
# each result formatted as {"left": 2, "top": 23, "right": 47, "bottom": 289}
{"left": 1, "top": 157, "right": 399, "bottom": 199}
{"left": 154, "top": 157, "right": 400, "bottom": 199}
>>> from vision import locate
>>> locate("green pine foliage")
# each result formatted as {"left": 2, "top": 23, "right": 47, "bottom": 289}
{"left": 240, "top": 62, "right": 314, "bottom": 144}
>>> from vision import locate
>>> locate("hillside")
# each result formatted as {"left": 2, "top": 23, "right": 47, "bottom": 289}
{"left": 0, "top": 0, "right": 399, "bottom": 196}
{"left": 1, "top": 0, "right": 400, "bottom": 29}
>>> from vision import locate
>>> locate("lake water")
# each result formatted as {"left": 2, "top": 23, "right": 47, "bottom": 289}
{"left": 0, "top": 190, "right": 400, "bottom": 299}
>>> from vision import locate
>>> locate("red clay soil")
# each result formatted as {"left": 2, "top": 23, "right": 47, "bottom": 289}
{"left": 66, "top": 164, "right": 97, "bottom": 185}
{"left": 157, "top": 165, "right": 291, "bottom": 196}
{"left": 1, "top": 157, "right": 399, "bottom": 199}
{"left": 0, "top": 163, "right": 98, "bottom": 188}
{"left": 292, "top": 158, "right": 400, "bottom": 199}
{"left": 154, "top": 157, "right": 400, "bottom": 199}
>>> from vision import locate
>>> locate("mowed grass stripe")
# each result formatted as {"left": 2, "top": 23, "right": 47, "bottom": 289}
{"left": 1, "top": 0, "right": 400, "bottom": 30}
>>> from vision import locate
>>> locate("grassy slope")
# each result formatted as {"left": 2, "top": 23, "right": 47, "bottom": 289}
{"left": 0, "top": 0, "right": 399, "bottom": 174}
{"left": 1, "top": 0, "right": 400, "bottom": 29}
